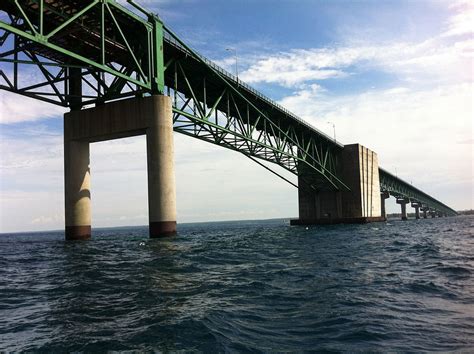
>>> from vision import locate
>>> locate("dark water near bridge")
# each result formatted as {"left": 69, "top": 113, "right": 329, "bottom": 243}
{"left": 1, "top": 216, "right": 473, "bottom": 351}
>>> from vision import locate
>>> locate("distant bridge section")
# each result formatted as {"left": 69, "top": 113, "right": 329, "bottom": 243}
{"left": 0, "top": 0, "right": 456, "bottom": 238}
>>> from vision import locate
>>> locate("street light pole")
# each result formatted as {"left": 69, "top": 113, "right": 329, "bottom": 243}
{"left": 327, "top": 121, "right": 336, "bottom": 142}
{"left": 226, "top": 47, "right": 238, "bottom": 81}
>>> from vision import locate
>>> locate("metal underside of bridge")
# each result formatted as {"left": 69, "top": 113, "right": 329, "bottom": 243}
{"left": 0, "top": 0, "right": 457, "bottom": 216}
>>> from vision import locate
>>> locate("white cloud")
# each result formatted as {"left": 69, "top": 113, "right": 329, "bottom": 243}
{"left": 0, "top": 190, "right": 64, "bottom": 232}
{"left": 229, "top": 2, "right": 473, "bottom": 210}
{"left": 31, "top": 214, "right": 63, "bottom": 226}
{"left": 0, "top": 91, "right": 65, "bottom": 124}
{"left": 234, "top": 2, "right": 473, "bottom": 89}
{"left": 0, "top": 133, "right": 62, "bottom": 174}
{"left": 239, "top": 47, "right": 361, "bottom": 87}
{"left": 442, "top": 0, "right": 474, "bottom": 37}
{"left": 279, "top": 82, "right": 473, "bottom": 209}
{"left": 0, "top": 130, "right": 297, "bottom": 232}
{"left": 238, "top": 36, "right": 473, "bottom": 88}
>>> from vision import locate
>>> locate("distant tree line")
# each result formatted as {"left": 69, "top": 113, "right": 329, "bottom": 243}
{"left": 457, "top": 209, "right": 474, "bottom": 215}
{"left": 387, "top": 210, "right": 473, "bottom": 217}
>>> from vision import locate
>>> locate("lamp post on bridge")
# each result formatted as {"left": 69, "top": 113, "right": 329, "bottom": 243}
{"left": 327, "top": 121, "right": 336, "bottom": 142}
{"left": 226, "top": 47, "right": 238, "bottom": 82}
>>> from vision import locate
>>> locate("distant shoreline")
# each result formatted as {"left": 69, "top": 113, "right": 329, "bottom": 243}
{"left": 1, "top": 213, "right": 472, "bottom": 235}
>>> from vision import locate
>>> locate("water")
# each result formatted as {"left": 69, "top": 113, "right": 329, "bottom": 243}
{"left": 1, "top": 216, "right": 473, "bottom": 351}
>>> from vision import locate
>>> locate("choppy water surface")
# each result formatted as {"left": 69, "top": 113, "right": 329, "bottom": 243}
{"left": 1, "top": 216, "right": 473, "bottom": 351}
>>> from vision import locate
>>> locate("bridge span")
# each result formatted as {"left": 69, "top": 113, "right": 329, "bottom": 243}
{"left": 0, "top": 0, "right": 457, "bottom": 239}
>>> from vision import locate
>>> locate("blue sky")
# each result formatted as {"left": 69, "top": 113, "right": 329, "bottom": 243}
{"left": 0, "top": 0, "right": 472, "bottom": 232}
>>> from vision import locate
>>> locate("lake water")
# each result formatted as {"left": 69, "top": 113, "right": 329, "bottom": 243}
{"left": 1, "top": 216, "right": 473, "bottom": 351}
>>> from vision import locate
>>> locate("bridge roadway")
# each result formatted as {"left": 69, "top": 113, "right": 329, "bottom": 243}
{"left": 0, "top": 0, "right": 457, "bottom": 238}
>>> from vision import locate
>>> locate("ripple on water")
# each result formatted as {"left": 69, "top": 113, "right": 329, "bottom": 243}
{"left": 0, "top": 216, "right": 473, "bottom": 351}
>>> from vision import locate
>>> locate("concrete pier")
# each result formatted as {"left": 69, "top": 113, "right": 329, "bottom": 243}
{"left": 396, "top": 198, "right": 409, "bottom": 221}
{"left": 292, "top": 144, "right": 384, "bottom": 225}
{"left": 422, "top": 207, "right": 428, "bottom": 219}
{"left": 146, "top": 96, "right": 177, "bottom": 237}
{"left": 411, "top": 202, "right": 421, "bottom": 219}
{"left": 64, "top": 140, "right": 91, "bottom": 240}
{"left": 381, "top": 191, "right": 390, "bottom": 220}
{"left": 64, "top": 95, "right": 176, "bottom": 240}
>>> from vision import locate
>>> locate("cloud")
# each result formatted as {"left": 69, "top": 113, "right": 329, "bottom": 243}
{"left": 442, "top": 0, "right": 474, "bottom": 37}
{"left": 237, "top": 36, "right": 472, "bottom": 88}
{"left": 31, "top": 214, "right": 63, "bottom": 226}
{"left": 225, "top": 2, "right": 473, "bottom": 210}
{"left": 0, "top": 190, "right": 64, "bottom": 232}
{"left": 0, "top": 127, "right": 297, "bottom": 232}
{"left": 239, "top": 47, "right": 361, "bottom": 87}
{"left": 0, "top": 131, "right": 62, "bottom": 174}
{"left": 278, "top": 82, "right": 473, "bottom": 209}
{"left": 234, "top": 3, "right": 473, "bottom": 89}
{"left": 0, "top": 91, "right": 66, "bottom": 124}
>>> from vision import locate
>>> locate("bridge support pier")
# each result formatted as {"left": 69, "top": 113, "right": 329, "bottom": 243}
{"left": 147, "top": 97, "right": 177, "bottom": 237}
{"left": 64, "top": 95, "right": 176, "bottom": 240}
{"left": 381, "top": 191, "right": 390, "bottom": 220}
{"left": 64, "top": 140, "right": 91, "bottom": 240}
{"left": 292, "top": 144, "right": 384, "bottom": 225}
{"left": 396, "top": 198, "right": 409, "bottom": 220}
{"left": 421, "top": 207, "right": 428, "bottom": 219}
{"left": 411, "top": 202, "right": 421, "bottom": 219}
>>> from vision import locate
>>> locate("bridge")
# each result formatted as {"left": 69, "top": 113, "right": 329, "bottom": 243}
{"left": 0, "top": 0, "right": 457, "bottom": 239}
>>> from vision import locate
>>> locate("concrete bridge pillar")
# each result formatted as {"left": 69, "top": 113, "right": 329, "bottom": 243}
{"left": 380, "top": 191, "right": 390, "bottom": 220}
{"left": 146, "top": 96, "right": 177, "bottom": 237}
{"left": 64, "top": 95, "right": 176, "bottom": 240}
{"left": 292, "top": 144, "right": 383, "bottom": 225}
{"left": 64, "top": 140, "right": 91, "bottom": 240}
{"left": 421, "top": 207, "right": 428, "bottom": 219}
{"left": 396, "top": 198, "right": 409, "bottom": 220}
{"left": 411, "top": 202, "right": 421, "bottom": 219}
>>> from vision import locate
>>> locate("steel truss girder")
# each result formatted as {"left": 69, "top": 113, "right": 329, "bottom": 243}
{"left": 379, "top": 168, "right": 457, "bottom": 216}
{"left": 0, "top": 0, "right": 164, "bottom": 108}
{"left": 169, "top": 60, "right": 347, "bottom": 192}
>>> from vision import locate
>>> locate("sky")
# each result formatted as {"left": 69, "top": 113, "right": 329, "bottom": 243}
{"left": 0, "top": 0, "right": 473, "bottom": 232}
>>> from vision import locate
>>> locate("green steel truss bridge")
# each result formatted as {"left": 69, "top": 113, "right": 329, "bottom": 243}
{"left": 0, "top": 0, "right": 457, "bottom": 216}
